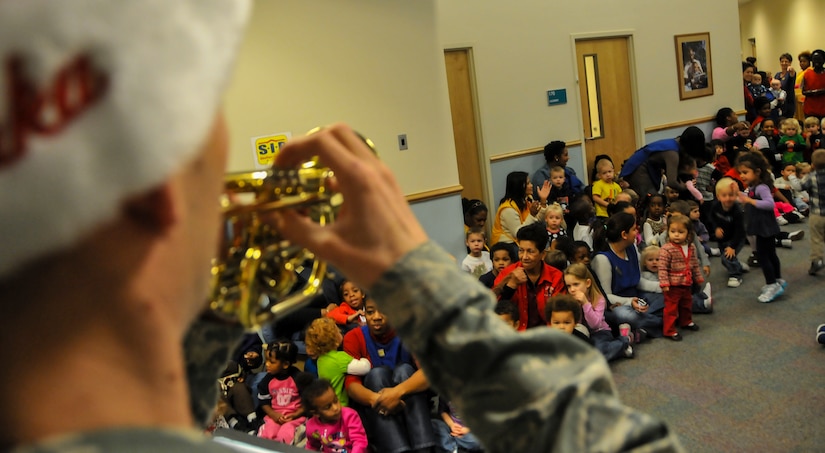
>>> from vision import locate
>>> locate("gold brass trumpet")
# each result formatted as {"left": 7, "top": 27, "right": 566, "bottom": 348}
{"left": 208, "top": 158, "right": 341, "bottom": 331}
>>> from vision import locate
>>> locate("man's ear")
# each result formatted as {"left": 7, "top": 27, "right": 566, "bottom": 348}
{"left": 124, "top": 184, "right": 177, "bottom": 232}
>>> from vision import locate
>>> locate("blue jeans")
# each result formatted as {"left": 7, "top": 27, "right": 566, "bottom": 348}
{"left": 606, "top": 304, "right": 663, "bottom": 337}
{"left": 431, "top": 419, "right": 483, "bottom": 453}
{"left": 720, "top": 243, "right": 745, "bottom": 278}
{"left": 591, "top": 329, "right": 628, "bottom": 362}
{"left": 353, "top": 364, "right": 435, "bottom": 453}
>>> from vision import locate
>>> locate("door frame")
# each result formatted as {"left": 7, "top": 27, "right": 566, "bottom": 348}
{"left": 570, "top": 31, "right": 643, "bottom": 180}
{"left": 444, "top": 46, "right": 493, "bottom": 207}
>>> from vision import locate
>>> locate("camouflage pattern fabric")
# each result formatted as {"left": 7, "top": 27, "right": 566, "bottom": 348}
{"left": 10, "top": 428, "right": 234, "bottom": 452}
{"left": 183, "top": 319, "right": 245, "bottom": 427}
{"left": 370, "top": 241, "right": 683, "bottom": 453}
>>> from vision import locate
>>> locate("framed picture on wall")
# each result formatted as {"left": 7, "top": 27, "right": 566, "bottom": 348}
{"left": 675, "top": 32, "right": 713, "bottom": 100}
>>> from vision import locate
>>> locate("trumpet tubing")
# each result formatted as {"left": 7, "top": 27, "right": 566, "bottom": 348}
{"left": 209, "top": 162, "right": 339, "bottom": 331}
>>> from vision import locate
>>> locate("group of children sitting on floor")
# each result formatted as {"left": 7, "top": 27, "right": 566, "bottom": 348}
{"left": 208, "top": 123, "right": 825, "bottom": 451}
{"left": 211, "top": 276, "right": 484, "bottom": 453}
{"left": 463, "top": 127, "right": 825, "bottom": 347}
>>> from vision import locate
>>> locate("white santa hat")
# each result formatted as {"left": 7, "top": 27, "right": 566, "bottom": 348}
{"left": 0, "top": 0, "right": 252, "bottom": 278}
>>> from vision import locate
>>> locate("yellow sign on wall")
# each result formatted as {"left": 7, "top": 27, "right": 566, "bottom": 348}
{"left": 250, "top": 132, "right": 291, "bottom": 169}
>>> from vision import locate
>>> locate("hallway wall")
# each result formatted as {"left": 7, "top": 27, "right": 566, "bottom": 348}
{"left": 438, "top": 0, "right": 745, "bottom": 204}
{"left": 223, "top": 1, "right": 746, "bottom": 260}
{"left": 739, "top": 0, "right": 825, "bottom": 72}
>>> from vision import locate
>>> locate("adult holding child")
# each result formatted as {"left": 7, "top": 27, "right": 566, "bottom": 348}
{"left": 2, "top": 2, "right": 682, "bottom": 452}
{"left": 618, "top": 126, "right": 707, "bottom": 198}
{"left": 531, "top": 140, "right": 586, "bottom": 199}
{"left": 490, "top": 171, "right": 550, "bottom": 248}
{"left": 775, "top": 53, "right": 797, "bottom": 119}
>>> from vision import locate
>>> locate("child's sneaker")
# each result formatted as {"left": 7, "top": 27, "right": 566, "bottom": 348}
{"left": 810, "top": 259, "right": 825, "bottom": 275}
{"left": 757, "top": 282, "right": 784, "bottom": 303}
{"left": 788, "top": 210, "right": 806, "bottom": 222}
{"left": 709, "top": 247, "right": 721, "bottom": 257}
{"left": 618, "top": 323, "right": 631, "bottom": 339}
{"left": 788, "top": 230, "right": 805, "bottom": 241}
{"left": 777, "top": 278, "right": 788, "bottom": 290}
{"left": 817, "top": 324, "right": 825, "bottom": 345}
{"left": 748, "top": 254, "right": 760, "bottom": 267}
{"left": 727, "top": 276, "right": 743, "bottom": 288}
{"left": 623, "top": 343, "right": 635, "bottom": 358}
{"left": 780, "top": 239, "right": 793, "bottom": 249}
{"left": 777, "top": 215, "right": 789, "bottom": 226}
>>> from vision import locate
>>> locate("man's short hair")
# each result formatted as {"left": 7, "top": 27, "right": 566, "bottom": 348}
{"left": 516, "top": 222, "right": 548, "bottom": 251}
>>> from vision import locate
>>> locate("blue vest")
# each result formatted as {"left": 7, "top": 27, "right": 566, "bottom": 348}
{"left": 361, "top": 326, "right": 411, "bottom": 368}
{"left": 599, "top": 246, "right": 640, "bottom": 298}
{"left": 619, "top": 139, "right": 679, "bottom": 190}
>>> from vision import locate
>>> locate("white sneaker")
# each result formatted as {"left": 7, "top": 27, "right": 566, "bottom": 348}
{"left": 728, "top": 277, "right": 743, "bottom": 287}
{"left": 781, "top": 239, "right": 793, "bottom": 249}
{"left": 777, "top": 216, "right": 789, "bottom": 225}
{"left": 757, "top": 282, "right": 784, "bottom": 303}
{"left": 709, "top": 247, "right": 721, "bottom": 256}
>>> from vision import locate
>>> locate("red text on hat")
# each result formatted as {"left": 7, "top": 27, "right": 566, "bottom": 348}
{"left": 0, "top": 54, "right": 108, "bottom": 169}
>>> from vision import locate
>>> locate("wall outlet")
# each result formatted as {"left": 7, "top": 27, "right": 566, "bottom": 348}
{"left": 398, "top": 134, "right": 408, "bottom": 150}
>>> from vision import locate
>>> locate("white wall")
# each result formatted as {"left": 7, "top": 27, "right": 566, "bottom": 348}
{"left": 739, "top": 0, "right": 825, "bottom": 73}
{"left": 223, "top": 0, "right": 467, "bottom": 259}
{"left": 225, "top": 0, "right": 456, "bottom": 195}
{"left": 222, "top": 1, "right": 747, "bottom": 260}
{"left": 438, "top": 0, "right": 745, "bottom": 200}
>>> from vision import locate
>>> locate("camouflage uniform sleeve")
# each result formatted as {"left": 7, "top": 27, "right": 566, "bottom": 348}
{"left": 370, "top": 241, "right": 683, "bottom": 453}
{"left": 183, "top": 318, "right": 244, "bottom": 426}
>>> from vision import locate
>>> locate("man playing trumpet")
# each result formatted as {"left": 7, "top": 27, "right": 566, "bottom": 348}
{"left": 0, "top": 1, "right": 681, "bottom": 452}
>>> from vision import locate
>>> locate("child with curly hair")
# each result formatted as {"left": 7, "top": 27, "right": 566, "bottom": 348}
{"left": 305, "top": 317, "right": 371, "bottom": 407}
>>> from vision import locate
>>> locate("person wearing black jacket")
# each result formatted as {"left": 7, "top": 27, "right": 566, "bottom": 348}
{"left": 708, "top": 177, "right": 748, "bottom": 288}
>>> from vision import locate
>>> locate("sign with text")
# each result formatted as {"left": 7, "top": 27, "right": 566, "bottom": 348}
{"left": 250, "top": 132, "right": 292, "bottom": 169}
{"left": 547, "top": 89, "right": 567, "bottom": 106}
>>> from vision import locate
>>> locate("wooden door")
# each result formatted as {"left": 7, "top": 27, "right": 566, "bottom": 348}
{"left": 575, "top": 37, "right": 637, "bottom": 178}
{"left": 444, "top": 49, "right": 486, "bottom": 203}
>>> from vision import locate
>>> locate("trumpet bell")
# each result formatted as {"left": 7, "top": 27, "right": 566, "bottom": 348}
{"left": 209, "top": 162, "right": 341, "bottom": 331}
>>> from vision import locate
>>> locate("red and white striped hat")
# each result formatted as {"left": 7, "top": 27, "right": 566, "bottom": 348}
{"left": 0, "top": 0, "right": 251, "bottom": 277}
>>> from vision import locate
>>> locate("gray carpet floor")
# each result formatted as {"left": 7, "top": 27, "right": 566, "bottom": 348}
{"left": 611, "top": 221, "right": 825, "bottom": 452}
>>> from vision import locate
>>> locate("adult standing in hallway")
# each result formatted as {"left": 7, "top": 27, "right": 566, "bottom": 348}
{"left": 801, "top": 49, "right": 825, "bottom": 122}
{"left": 795, "top": 51, "right": 812, "bottom": 123}
{"left": 775, "top": 53, "right": 797, "bottom": 119}
{"left": 743, "top": 61, "right": 757, "bottom": 122}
